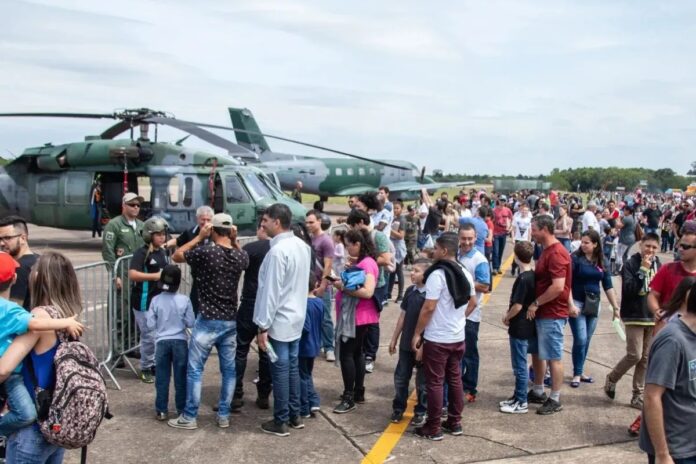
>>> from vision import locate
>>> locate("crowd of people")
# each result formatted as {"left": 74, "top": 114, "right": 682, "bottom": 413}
{"left": 0, "top": 184, "right": 695, "bottom": 462}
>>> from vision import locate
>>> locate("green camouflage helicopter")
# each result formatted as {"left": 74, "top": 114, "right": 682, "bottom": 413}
{"left": 0, "top": 108, "right": 307, "bottom": 235}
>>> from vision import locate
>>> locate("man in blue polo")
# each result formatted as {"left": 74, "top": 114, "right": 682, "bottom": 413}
{"left": 459, "top": 205, "right": 489, "bottom": 255}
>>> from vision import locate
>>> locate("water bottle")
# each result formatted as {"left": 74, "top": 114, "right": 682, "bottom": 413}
{"left": 266, "top": 342, "right": 278, "bottom": 363}
{"left": 612, "top": 318, "right": 626, "bottom": 342}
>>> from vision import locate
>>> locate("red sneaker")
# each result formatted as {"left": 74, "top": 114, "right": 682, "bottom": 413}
{"left": 628, "top": 414, "right": 641, "bottom": 437}
{"left": 465, "top": 393, "right": 476, "bottom": 403}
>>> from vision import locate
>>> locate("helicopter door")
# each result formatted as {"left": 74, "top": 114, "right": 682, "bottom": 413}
{"left": 31, "top": 174, "right": 60, "bottom": 226}
{"left": 60, "top": 171, "right": 92, "bottom": 229}
{"left": 222, "top": 173, "right": 255, "bottom": 234}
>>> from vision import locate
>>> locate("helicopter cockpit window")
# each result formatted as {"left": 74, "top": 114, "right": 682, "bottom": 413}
{"left": 183, "top": 177, "right": 193, "bottom": 207}
{"left": 36, "top": 176, "right": 59, "bottom": 204}
{"left": 225, "top": 176, "right": 250, "bottom": 204}
{"left": 258, "top": 174, "right": 283, "bottom": 197}
{"left": 242, "top": 172, "right": 272, "bottom": 200}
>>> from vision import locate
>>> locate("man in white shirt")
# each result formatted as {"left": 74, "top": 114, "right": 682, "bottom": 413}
{"left": 254, "top": 204, "right": 312, "bottom": 437}
{"left": 582, "top": 201, "right": 600, "bottom": 232}
{"left": 412, "top": 232, "right": 476, "bottom": 441}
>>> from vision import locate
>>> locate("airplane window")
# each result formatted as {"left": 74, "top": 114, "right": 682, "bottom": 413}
{"left": 242, "top": 172, "right": 272, "bottom": 200}
{"left": 183, "top": 177, "right": 194, "bottom": 207}
{"left": 168, "top": 177, "right": 179, "bottom": 206}
{"left": 36, "top": 176, "right": 59, "bottom": 204}
{"left": 335, "top": 168, "right": 342, "bottom": 176}
{"left": 347, "top": 168, "right": 354, "bottom": 176}
{"left": 225, "top": 176, "right": 250, "bottom": 204}
{"left": 65, "top": 172, "right": 91, "bottom": 205}
{"left": 358, "top": 168, "right": 365, "bottom": 176}
{"left": 369, "top": 168, "right": 376, "bottom": 176}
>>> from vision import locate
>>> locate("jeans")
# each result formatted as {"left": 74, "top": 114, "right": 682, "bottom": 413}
{"left": 388, "top": 262, "right": 405, "bottom": 300}
{"left": 155, "top": 339, "right": 188, "bottom": 414}
{"left": 320, "top": 290, "right": 335, "bottom": 353}
{"left": 616, "top": 242, "right": 634, "bottom": 269}
{"left": 492, "top": 234, "right": 507, "bottom": 271}
{"left": 558, "top": 237, "right": 571, "bottom": 252}
{"left": 462, "top": 321, "right": 480, "bottom": 395}
{"left": 299, "top": 356, "right": 320, "bottom": 416}
{"left": 509, "top": 337, "right": 529, "bottom": 403}
{"left": 133, "top": 309, "right": 156, "bottom": 370}
{"left": 269, "top": 338, "right": 301, "bottom": 424}
{"left": 608, "top": 325, "right": 653, "bottom": 396}
{"left": 339, "top": 325, "right": 369, "bottom": 397}
{"left": 422, "top": 340, "right": 465, "bottom": 435}
{"left": 234, "top": 314, "right": 272, "bottom": 400}
{"left": 392, "top": 349, "right": 427, "bottom": 415}
{"left": 568, "top": 300, "right": 599, "bottom": 377}
{"left": 0, "top": 374, "right": 36, "bottom": 436}
{"left": 363, "top": 285, "right": 386, "bottom": 361}
{"left": 183, "top": 317, "right": 237, "bottom": 420}
{"left": 7, "top": 425, "right": 65, "bottom": 464}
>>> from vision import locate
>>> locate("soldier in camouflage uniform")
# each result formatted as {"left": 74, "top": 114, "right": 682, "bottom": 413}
{"left": 404, "top": 205, "right": 420, "bottom": 267}
{"left": 102, "top": 192, "right": 145, "bottom": 362}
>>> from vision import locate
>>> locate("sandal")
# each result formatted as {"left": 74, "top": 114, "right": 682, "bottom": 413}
{"left": 570, "top": 380, "right": 580, "bottom": 388}
{"left": 580, "top": 376, "right": 594, "bottom": 383}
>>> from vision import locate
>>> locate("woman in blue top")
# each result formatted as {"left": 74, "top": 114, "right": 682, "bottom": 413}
{"left": 569, "top": 230, "right": 620, "bottom": 388}
{"left": 0, "top": 252, "right": 84, "bottom": 463}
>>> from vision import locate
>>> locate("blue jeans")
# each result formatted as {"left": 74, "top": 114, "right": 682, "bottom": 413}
{"left": 0, "top": 374, "right": 37, "bottom": 436}
{"left": 298, "top": 356, "right": 320, "bottom": 416}
{"left": 558, "top": 237, "right": 571, "bottom": 252}
{"left": 392, "top": 349, "right": 427, "bottom": 415}
{"left": 269, "top": 338, "right": 300, "bottom": 424}
{"left": 133, "top": 309, "right": 156, "bottom": 370}
{"left": 320, "top": 290, "right": 335, "bottom": 353}
{"left": 462, "top": 321, "right": 480, "bottom": 395}
{"left": 183, "top": 317, "right": 237, "bottom": 420}
{"left": 568, "top": 301, "right": 599, "bottom": 377}
{"left": 155, "top": 339, "right": 188, "bottom": 414}
{"left": 7, "top": 425, "right": 65, "bottom": 464}
{"left": 509, "top": 337, "right": 529, "bottom": 403}
{"left": 492, "top": 234, "right": 507, "bottom": 271}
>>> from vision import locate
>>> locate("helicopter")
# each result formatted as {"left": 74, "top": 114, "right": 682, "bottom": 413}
{"left": 226, "top": 107, "right": 475, "bottom": 205}
{"left": 0, "top": 108, "right": 306, "bottom": 236}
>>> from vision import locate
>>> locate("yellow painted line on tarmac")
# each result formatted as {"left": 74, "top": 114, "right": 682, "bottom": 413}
{"left": 361, "top": 252, "right": 515, "bottom": 464}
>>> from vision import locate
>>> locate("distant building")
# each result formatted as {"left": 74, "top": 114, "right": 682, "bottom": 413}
{"left": 493, "top": 179, "right": 551, "bottom": 194}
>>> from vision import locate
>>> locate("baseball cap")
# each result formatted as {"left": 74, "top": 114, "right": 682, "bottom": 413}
{"left": 122, "top": 192, "right": 144, "bottom": 204}
{"left": 0, "top": 252, "right": 19, "bottom": 283}
{"left": 212, "top": 213, "right": 234, "bottom": 228}
{"left": 158, "top": 264, "right": 181, "bottom": 291}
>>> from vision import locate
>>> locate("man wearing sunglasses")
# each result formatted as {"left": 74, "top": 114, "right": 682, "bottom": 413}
{"left": 0, "top": 216, "right": 37, "bottom": 310}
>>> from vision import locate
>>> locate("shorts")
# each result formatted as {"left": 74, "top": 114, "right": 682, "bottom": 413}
{"left": 535, "top": 318, "right": 567, "bottom": 361}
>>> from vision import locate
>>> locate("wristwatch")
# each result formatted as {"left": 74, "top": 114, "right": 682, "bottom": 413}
{"left": 533, "top": 299, "right": 540, "bottom": 307}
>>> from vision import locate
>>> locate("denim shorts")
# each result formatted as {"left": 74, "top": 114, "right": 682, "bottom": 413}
{"left": 535, "top": 318, "right": 567, "bottom": 361}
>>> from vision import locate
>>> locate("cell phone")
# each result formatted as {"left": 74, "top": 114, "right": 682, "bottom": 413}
{"left": 324, "top": 275, "right": 338, "bottom": 282}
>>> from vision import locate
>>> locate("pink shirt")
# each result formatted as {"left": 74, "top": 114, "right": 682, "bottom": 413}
{"left": 335, "top": 257, "right": 380, "bottom": 326}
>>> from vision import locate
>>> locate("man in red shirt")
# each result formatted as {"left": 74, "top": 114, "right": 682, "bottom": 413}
{"left": 492, "top": 197, "right": 513, "bottom": 275}
{"left": 648, "top": 223, "right": 696, "bottom": 312}
{"left": 527, "top": 215, "right": 572, "bottom": 415}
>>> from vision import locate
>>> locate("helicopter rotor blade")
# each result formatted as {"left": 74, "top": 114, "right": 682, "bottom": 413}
{"left": 0, "top": 112, "right": 117, "bottom": 119}
{"left": 101, "top": 120, "right": 134, "bottom": 139}
{"left": 144, "top": 117, "right": 257, "bottom": 157}
{"left": 170, "top": 119, "right": 410, "bottom": 171}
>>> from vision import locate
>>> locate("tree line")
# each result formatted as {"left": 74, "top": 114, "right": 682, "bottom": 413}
{"left": 432, "top": 165, "right": 695, "bottom": 192}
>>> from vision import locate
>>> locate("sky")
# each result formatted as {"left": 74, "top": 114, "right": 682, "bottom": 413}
{"left": 1, "top": 0, "right": 696, "bottom": 176}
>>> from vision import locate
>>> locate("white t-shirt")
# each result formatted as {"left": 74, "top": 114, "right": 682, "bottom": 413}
{"left": 424, "top": 267, "right": 476, "bottom": 344}
{"left": 512, "top": 213, "right": 531, "bottom": 241}
{"left": 581, "top": 210, "right": 600, "bottom": 232}
{"left": 418, "top": 203, "right": 429, "bottom": 231}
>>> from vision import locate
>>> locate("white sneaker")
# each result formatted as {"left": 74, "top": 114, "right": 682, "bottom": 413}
{"left": 499, "top": 401, "right": 528, "bottom": 414}
{"left": 498, "top": 396, "right": 516, "bottom": 408}
{"left": 326, "top": 351, "right": 336, "bottom": 362}
{"left": 365, "top": 361, "right": 375, "bottom": 373}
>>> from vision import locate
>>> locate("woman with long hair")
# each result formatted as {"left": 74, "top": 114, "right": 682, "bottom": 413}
{"left": 0, "top": 252, "right": 84, "bottom": 463}
{"left": 568, "top": 230, "right": 620, "bottom": 388}
{"left": 330, "top": 229, "right": 378, "bottom": 414}
{"left": 554, "top": 205, "right": 573, "bottom": 251}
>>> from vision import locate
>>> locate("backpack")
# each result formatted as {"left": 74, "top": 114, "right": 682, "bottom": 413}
{"left": 28, "top": 306, "right": 113, "bottom": 455}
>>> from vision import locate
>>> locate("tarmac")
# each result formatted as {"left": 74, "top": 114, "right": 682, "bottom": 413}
{"left": 25, "top": 223, "right": 657, "bottom": 464}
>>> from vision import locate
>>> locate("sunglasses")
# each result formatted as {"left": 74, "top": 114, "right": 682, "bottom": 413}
{"left": 126, "top": 203, "right": 141, "bottom": 208}
{"left": 678, "top": 243, "right": 696, "bottom": 251}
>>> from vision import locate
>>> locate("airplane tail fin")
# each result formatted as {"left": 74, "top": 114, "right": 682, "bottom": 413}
{"left": 228, "top": 107, "right": 271, "bottom": 153}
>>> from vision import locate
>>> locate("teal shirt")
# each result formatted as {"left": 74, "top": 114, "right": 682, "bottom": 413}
{"left": 0, "top": 297, "right": 33, "bottom": 373}
{"left": 373, "top": 230, "right": 390, "bottom": 287}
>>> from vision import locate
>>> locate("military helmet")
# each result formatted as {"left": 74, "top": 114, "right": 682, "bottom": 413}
{"left": 141, "top": 216, "right": 169, "bottom": 244}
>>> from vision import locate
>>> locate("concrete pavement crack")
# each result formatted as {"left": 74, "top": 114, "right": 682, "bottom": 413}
{"left": 460, "top": 432, "right": 533, "bottom": 456}
{"left": 317, "top": 409, "right": 369, "bottom": 456}
{"left": 465, "top": 438, "right": 638, "bottom": 463}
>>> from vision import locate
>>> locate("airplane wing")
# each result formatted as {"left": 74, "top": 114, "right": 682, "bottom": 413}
{"left": 334, "top": 185, "right": 380, "bottom": 196}
{"left": 385, "top": 180, "right": 476, "bottom": 193}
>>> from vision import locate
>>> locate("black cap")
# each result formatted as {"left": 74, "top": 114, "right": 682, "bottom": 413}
{"left": 158, "top": 264, "right": 181, "bottom": 292}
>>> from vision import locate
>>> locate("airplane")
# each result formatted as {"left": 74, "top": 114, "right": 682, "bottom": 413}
{"left": 0, "top": 109, "right": 306, "bottom": 235}
{"left": 226, "top": 107, "right": 475, "bottom": 205}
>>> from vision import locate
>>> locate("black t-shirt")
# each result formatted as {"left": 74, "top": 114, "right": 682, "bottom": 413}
{"left": 184, "top": 244, "right": 249, "bottom": 321}
{"left": 10, "top": 253, "right": 38, "bottom": 310}
{"left": 399, "top": 285, "right": 426, "bottom": 352}
{"left": 508, "top": 270, "right": 536, "bottom": 339}
{"left": 239, "top": 239, "right": 271, "bottom": 305}
{"left": 642, "top": 208, "right": 661, "bottom": 229}
{"left": 175, "top": 226, "right": 212, "bottom": 248}
{"left": 674, "top": 212, "right": 686, "bottom": 236}
{"left": 423, "top": 207, "right": 443, "bottom": 235}
{"left": 129, "top": 247, "right": 169, "bottom": 311}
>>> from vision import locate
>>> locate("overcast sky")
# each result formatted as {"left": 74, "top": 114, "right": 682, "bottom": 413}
{"left": 1, "top": 0, "right": 695, "bottom": 175}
